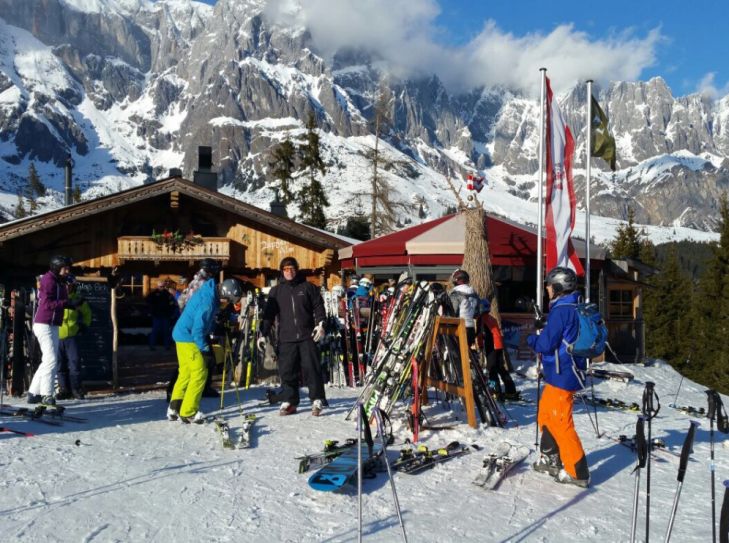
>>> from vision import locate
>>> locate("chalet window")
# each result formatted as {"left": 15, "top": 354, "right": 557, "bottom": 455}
{"left": 608, "top": 288, "right": 633, "bottom": 319}
{"left": 120, "top": 273, "right": 144, "bottom": 299}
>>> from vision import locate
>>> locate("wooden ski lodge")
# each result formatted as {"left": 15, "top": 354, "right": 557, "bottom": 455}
{"left": 0, "top": 174, "right": 350, "bottom": 391}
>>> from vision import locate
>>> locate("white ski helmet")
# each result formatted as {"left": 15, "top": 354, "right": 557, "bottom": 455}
{"left": 359, "top": 277, "right": 372, "bottom": 288}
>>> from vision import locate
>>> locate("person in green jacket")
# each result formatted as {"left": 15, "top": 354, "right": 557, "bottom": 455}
{"left": 57, "top": 276, "right": 91, "bottom": 400}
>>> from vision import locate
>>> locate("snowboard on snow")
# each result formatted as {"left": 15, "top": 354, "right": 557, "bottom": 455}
{"left": 308, "top": 443, "right": 384, "bottom": 492}
{"left": 473, "top": 442, "right": 530, "bottom": 490}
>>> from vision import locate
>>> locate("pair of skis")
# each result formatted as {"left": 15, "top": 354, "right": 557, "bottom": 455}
{"left": 212, "top": 414, "right": 256, "bottom": 450}
{"left": 1, "top": 404, "right": 87, "bottom": 425}
{"left": 393, "top": 441, "right": 471, "bottom": 474}
{"left": 473, "top": 442, "right": 530, "bottom": 490}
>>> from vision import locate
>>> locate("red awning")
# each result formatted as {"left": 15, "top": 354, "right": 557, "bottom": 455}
{"left": 339, "top": 212, "right": 605, "bottom": 270}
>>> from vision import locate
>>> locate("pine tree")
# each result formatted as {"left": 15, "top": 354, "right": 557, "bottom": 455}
{"left": 13, "top": 192, "right": 27, "bottom": 219}
{"left": 298, "top": 112, "right": 329, "bottom": 229}
{"left": 28, "top": 162, "right": 46, "bottom": 198}
{"left": 269, "top": 136, "right": 297, "bottom": 205}
{"left": 366, "top": 83, "right": 402, "bottom": 238}
{"left": 689, "top": 193, "right": 729, "bottom": 392}
{"left": 643, "top": 245, "right": 692, "bottom": 366}
{"left": 72, "top": 185, "right": 82, "bottom": 203}
{"left": 610, "top": 208, "right": 643, "bottom": 259}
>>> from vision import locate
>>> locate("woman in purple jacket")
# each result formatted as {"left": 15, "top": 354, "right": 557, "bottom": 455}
{"left": 28, "top": 255, "right": 75, "bottom": 405}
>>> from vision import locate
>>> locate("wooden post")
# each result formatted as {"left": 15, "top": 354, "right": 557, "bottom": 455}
{"left": 111, "top": 283, "right": 119, "bottom": 390}
{"left": 422, "top": 316, "right": 477, "bottom": 429}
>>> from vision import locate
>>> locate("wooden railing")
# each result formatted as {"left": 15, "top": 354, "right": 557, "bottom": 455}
{"left": 117, "top": 236, "right": 230, "bottom": 262}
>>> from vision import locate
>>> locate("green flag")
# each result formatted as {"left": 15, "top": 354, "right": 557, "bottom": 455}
{"left": 590, "top": 96, "right": 616, "bottom": 171}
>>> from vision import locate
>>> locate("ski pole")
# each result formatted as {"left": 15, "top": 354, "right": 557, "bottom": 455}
{"left": 642, "top": 381, "right": 660, "bottom": 543}
{"left": 707, "top": 390, "right": 729, "bottom": 542}
{"left": 357, "top": 402, "right": 363, "bottom": 543}
{"left": 709, "top": 390, "right": 718, "bottom": 543}
{"left": 631, "top": 416, "right": 648, "bottom": 543}
{"left": 664, "top": 420, "right": 699, "bottom": 543}
{"left": 534, "top": 356, "right": 542, "bottom": 448}
{"left": 588, "top": 359, "right": 600, "bottom": 437}
{"left": 669, "top": 357, "right": 689, "bottom": 408}
{"left": 720, "top": 480, "right": 729, "bottom": 543}
{"left": 374, "top": 408, "right": 408, "bottom": 543}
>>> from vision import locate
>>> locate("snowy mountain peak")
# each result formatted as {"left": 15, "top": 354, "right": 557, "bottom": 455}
{"left": 0, "top": 0, "right": 727, "bottom": 242}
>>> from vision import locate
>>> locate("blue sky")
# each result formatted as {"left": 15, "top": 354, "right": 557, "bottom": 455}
{"left": 194, "top": 0, "right": 727, "bottom": 98}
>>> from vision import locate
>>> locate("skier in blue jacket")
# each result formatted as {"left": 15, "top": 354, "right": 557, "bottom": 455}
{"left": 527, "top": 266, "right": 590, "bottom": 488}
{"left": 167, "top": 277, "right": 242, "bottom": 424}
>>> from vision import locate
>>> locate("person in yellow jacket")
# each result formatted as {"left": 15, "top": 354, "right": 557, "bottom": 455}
{"left": 57, "top": 276, "right": 91, "bottom": 400}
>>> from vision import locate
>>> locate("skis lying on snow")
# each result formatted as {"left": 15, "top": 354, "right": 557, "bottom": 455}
{"left": 0, "top": 406, "right": 62, "bottom": 426}
{"left": 393, "top": 441, "right": 472, "bottom": 474}
{"left": 587, "top": 368, "right": 634, "bottom": 383}
{"left": 613, "top": 434, "right": 683, "bottom": 460}
{"left": 213, "top": 419, "right": 235, "bottom": 449}
{"left": 0, "top": 426, "right": 34, "bottom": 437}
{"left": 211, "top": 414, "right": 257, "bottom": 450}
{"left": 577, "top": 395, "right": 641, "bottom": 414}
{"left": 237, "top": 414, "right": 257, "bottom": 448}
{"left": 297, "top": 438, "right": 358, "bottom": 473}
{"left": 308, "top": 442, "right": 384, "bottom": 492}
{"left": 35, "top": 404, "right": 88, "bottom": 423}
{"left": 473, "top": 442, "right": 530, "bottom": 489}
{"left": 668, "top": 404, "right": 707, "bottom": 417}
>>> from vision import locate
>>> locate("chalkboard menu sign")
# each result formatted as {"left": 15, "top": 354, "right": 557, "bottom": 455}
{"left": 74, "top": 280, "right": 113, "bottom": 383}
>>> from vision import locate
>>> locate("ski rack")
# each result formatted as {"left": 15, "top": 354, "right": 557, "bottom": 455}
{"left": 421, "top": 316, "right": 478, "bottom": 429}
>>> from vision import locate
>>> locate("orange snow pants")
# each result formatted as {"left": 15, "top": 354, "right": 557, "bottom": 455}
{"left": 539, "top": 383, "right": 588, "bottom": 479}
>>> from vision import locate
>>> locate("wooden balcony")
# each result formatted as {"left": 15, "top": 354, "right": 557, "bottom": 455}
{"left": 117, "top": 236, "right": 230, "bottom": 262}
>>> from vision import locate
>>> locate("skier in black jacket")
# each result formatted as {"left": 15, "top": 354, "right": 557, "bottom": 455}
{"left": 259, "top": 257, "right": 327, "bottom": 416}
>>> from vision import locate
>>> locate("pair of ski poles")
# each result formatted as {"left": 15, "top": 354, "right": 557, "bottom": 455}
{"left": 631, "top": 380, "right": 700, "bottom": 543}
{"left": 357, "top": 403, "right": 407, "bottom": 543}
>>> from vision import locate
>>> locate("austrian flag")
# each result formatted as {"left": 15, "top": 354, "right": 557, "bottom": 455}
{"left": 545, "top": 77, "right": 584, "bottom": 276}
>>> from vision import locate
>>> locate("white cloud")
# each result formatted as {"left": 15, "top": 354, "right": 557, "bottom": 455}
{"left": 264, "top": 0, "right": 662, "bottom": 96}
{"left": 696, "top": 72, "right": 729, "bottom": 100}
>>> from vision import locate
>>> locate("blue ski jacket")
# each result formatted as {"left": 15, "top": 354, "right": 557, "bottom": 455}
{"left": 527, "top": 291, "right": 587, "bottom": 392}
{"left": 172, "top": 278, "right": 218, "bottom": 352}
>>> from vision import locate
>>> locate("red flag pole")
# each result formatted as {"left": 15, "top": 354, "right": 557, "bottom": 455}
{"left": 537, "top": 68, "right": 547, "bottom": 310}
{"left": 585, "top": 80, "right": 593, "bottom": 302}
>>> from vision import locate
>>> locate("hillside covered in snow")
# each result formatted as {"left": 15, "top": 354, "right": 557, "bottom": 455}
{"left": 0, "top": 358, "right": 724, "bottom": 542}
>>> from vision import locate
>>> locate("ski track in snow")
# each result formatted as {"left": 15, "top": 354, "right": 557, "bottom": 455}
{"left": 0, "top": 359, "right": 723, "bottom": 542}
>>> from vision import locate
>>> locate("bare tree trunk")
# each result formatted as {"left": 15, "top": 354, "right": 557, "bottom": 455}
{"left": 461, "top": 206, "right": 502, "bottom": 326}
{"left": 371, "top": 116, "right": 379, "bottom": 240}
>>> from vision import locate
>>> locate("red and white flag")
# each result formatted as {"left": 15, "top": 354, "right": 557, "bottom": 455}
{"left": 545, "top": 77, "right": 584, "bottom": 276}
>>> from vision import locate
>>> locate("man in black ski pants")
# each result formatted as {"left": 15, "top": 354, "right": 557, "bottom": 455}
{"left": 259, "top": 257, "right": 327, "bottom": 416}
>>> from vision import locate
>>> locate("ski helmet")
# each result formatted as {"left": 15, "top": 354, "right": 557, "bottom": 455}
{"left": 450, "top": 268, "right": 469, "bottom": 285}
{"left": 545, "top": 266, "right": 577, "bottom": 295}
{"left": 332, "top": 285, "right": 346, "bottom": 298}
{"left": 50, "top": 255, "right": 72, "bottom": 274}
{"left": 348, "top": 275, "right": 360, "bottom": 287}
{"left": 358, "top": 277, "right": 372, "bottom": 288}
{"left": 279, "top": 257, "right": 299, "bottom": 272}
{"left": 199, "top": 258, "right": 221, "bottom": 277}
{"left": 220, "top": 278, "right": 243, "bottom": 304}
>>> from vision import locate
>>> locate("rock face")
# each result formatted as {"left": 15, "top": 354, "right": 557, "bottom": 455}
{"left": 0, "top": 0, "right": 728, "bottom": 231}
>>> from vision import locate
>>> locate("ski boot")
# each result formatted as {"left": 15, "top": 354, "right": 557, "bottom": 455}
{"left": 167, "top": 399, "right": 182, "bottom": 421}
{"left": 554, "top": 468, "right": 590, "bottom": 488}
{"left": 179, "top": 411, "right": 205, "bottom": 424}
{"left": 532, "top": 453, "right": 562, "bottom": 477}
{"left": 311, "top": 399, "right": 324, "bottom": 417}
{"left": 279, "top": 402, "right": 297, "bottom": 416}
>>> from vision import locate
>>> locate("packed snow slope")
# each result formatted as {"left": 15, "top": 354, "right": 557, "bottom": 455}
{"left": 0, "top": 359, "right": 723, "bottom": 542}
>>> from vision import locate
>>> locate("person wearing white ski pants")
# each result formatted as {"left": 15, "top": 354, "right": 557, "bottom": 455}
{"left": 29, "top": 323, "right": 60, "bottom": 397}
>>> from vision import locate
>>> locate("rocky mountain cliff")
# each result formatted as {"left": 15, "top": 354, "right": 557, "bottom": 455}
{"left": 0, "top": 0, "right": 728, "bottom": 234}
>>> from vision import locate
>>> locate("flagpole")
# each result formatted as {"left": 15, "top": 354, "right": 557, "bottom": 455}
{"left": 585, "top": 80, "right": 593, "bottom": 303}
{"left": 537, "top": 68, "right": 547, "bottom": 311}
